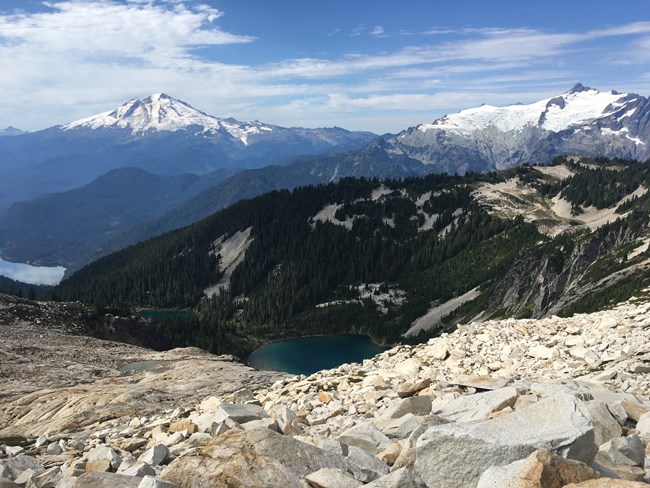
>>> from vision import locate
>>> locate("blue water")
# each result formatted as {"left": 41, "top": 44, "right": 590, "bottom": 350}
{"left": 0, "top": 255, "right": 66, "bottom": 285}
{"left": 248, "top": 334, "right": 389, "bottom": 376}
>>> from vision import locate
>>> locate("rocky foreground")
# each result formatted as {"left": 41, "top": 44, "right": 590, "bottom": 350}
{"left": 3, "top": 295, "right": 650, "bottom": 487}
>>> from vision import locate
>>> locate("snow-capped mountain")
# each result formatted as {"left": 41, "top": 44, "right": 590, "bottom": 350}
{"left": 386, "top": 84, "right": 650, "bottom": 173}
{"left": 0, "top": 94, "right": 374, "bottom": 211}
{"left": 61, "top": 93, "right": 372, "bottom": 149}
{"left": 63, "top": 93, "right": 278, "bottom": 145}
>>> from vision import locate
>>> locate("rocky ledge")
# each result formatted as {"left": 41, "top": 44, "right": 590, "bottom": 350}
{"left": 2, "top": 295, "right": 650, "bottom": 487}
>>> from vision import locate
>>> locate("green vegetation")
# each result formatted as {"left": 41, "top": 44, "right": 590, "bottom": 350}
{"left": 53, "top": 157, "right": 650, "bottom": 357}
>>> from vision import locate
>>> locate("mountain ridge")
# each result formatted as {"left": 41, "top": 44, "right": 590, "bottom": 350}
{"left": 384, "top": 83, "right": 650, "bottom": 173}
{"left": 0, "top": 94, "right": 375, "bottom": 211}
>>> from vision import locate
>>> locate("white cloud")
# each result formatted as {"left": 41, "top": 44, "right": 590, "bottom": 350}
{"left": 0, "top": 3, "right": 649, "bottom": 133}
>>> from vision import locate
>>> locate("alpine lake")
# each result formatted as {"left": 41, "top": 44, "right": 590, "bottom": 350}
{"left": 248, "top": 334, "right": 389, "bottom": 376}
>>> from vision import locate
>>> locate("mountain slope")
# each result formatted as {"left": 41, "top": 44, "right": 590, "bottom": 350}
{"left": 0, "top": 167, "right": 239, "bottom": 267}
{"left": 0, "top": 94, "right": 374, "bottom": 211}
{"left": 1, "top": 139, "right": 428, "bottom": 272}
{"left": 386, "top": 84, "right": 650, "bottom": 173}
{"left": 56, "top": 157, "right": 650, "bottom": 355}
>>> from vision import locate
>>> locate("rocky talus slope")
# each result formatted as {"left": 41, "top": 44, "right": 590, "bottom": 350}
{"left": 3, "top": 294, "right": 650, "bottom": 487}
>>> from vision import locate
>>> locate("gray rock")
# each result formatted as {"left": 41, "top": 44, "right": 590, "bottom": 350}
{"left": 414, "top": 395, "right": 597, "bottom": 487}
{"left": 338, "top": 423, "right": 391, "bottom": 455}
{"left": 381, "top": 397, "right": 431, "bottom": 419}
{"left": 345, "top": 446, "right": 389, "bottom": 482}
{"left": 214, "top": 403, "right": 268, "bottom": 424}
{"left": 0, "top": 478, "right": 18, "bottom": 488}
{"left": 607, "top": 402, "right": 628, "bottom": 426}
{"left": 121, "top": 462, "right": 156, "bottom": 478}
{"left": 66, "top": 472, "right": 142, "bottom": 487}
{"left": 241, "top": 418, "right": 280, "bottom": 432}
{"left": 46, "top": 442, "right": 63, "bottom": 455}
{"left": 0, "top": 457, "right": 44, "bottom": 480}
{"left": 596, "top": 435, "right": 645, "bottom": 467}
{"left": 304, "top": 468, "right": 363, "bottom": 488}
{"left": 379, "top": 414, "right": 421, "bottom": 439}
{"left": 319, "top": 439, "right": 349, "bottom": 457}
{"left": 183, "top": 433, "right": 212, "bottom": 448}
{"left": 136, "top": 476, "right": 179, "bottom": 488}
{"left": 138, "top": 445, "right": 169, "bottom": 467}
{"left": 32, "top": 466, "right": 62, "bottom": 487}
{"left": 4, "top": 447, "right": 23, "bottom": 457}
{"left": 67, "top": 440, "right": 86, "bottom": 451}
{"left": 584, "top": 401, "right": 622, "bottom": 446}
{"left": 433, "top": 386, "right": 518, "bottom": 423}
{"left": 13, "top": 468, "right": 37, "bottom": 485}
{"left": 364, "top": 468, "right": 426, "bottom": 488}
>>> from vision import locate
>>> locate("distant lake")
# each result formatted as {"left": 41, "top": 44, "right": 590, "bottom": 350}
{"left": 0, "top": 253, "right": 66, "bottom": 286}
{"left": 137, "top": 309, "right": 193, "bottom": 320}
{"left": 248, "top": 334, "right": 389, "bottom": 376}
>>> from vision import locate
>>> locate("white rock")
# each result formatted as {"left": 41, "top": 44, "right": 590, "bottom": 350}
{"left": 528, "top": 345, "right": 558, "bottom": 360}
{"left": 137, "top": 475, "right": 180, "bottom": 488}
{"left": 338, "top": 423, "right": 391, "bottom": 455}
{"left": 433, "top": 386, "right": 518, "bottom": 423}
{"left": 138, "top": 445, "right": 169, "bottom": 466}
{"left": 305, "top": 468, "right": 362, "bottom": 488}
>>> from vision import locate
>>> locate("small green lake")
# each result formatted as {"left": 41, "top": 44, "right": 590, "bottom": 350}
{"left": 248, "top": 334, "right": 389, "bottom": 376}
{"left": 137, "top": 310, "right": 192, "bottom": 320}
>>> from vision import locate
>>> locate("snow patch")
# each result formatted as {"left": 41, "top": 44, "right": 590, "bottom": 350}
{"left": 627, "top": 135, "right": 646, "bottom": 146}
{"left": 371, "top": 185, "right": 393, "bottom": 201}
{"left": 311, "top": 203, "right": 356, "bottom": 229}
{"left": 316, "top": 283, "right": 406, "bottom": 315}
{"left": 403, "top": 287, "right": 481, "bottom": 337}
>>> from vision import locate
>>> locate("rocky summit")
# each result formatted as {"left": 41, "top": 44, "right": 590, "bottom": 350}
{"left": 3, "top": 294, "right": 650, "bottom": 487}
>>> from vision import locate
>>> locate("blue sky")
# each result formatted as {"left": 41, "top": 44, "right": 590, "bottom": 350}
{"left": 1, "top": 0, "right": 650, "bottom": 133}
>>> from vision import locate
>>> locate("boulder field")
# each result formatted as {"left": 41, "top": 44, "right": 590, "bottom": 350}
{"left": 3, "top": 295, "right": 650, "bottom": 487}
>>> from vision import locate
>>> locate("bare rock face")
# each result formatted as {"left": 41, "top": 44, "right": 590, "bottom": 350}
{"left": 413, "top": 395, "right": 597, "bottom": 487}
{"left": 4, "top": 294, "right": 650, "bottom": 488}
{"left": 477, "top": 450, "right": 600, "bottom": 488}
{"left": 161, "top": 428, "right": 362, "bottom": 488}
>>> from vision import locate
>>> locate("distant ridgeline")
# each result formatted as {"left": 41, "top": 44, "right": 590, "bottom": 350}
{"left": 55, "top": 156, "right": 650, "bottom": 356}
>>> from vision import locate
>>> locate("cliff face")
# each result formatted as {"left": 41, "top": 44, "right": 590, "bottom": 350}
{"left": 487, "top": 224, "right": 646, "bottom": 319}
{"left": 2, "top": 293, "right": 650, "bottom": 486}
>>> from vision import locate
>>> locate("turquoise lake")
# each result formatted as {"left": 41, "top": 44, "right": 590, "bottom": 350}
{"left": 248, "top": 334, "right": 389, "bottom": 376}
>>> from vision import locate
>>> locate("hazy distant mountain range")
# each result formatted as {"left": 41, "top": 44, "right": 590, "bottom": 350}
{"left": 0, "top": 93, "right": 375, "bottom": 211}
{"left": 2, "top": 84, "right": 650, "bottom": 274}
{"left": 0, "top": 126, "right": 27, "bottom": 137}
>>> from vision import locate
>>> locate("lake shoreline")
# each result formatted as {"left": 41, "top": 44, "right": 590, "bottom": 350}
{"left": 0, "top": 246, "right": 66, "bottom": 286}
{"left": 247, "top": 333, "right": 392, "bottom": 376}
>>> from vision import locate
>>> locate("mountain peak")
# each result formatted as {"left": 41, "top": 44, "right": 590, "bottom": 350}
{"left": 63, "top": 94, "right": 224, "bottom": 134}
{"left": 567, "top": 82, "right": 593, "bottom": 94}
{"left": 0, "top": 126, "right": 27, "bottom": 136}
